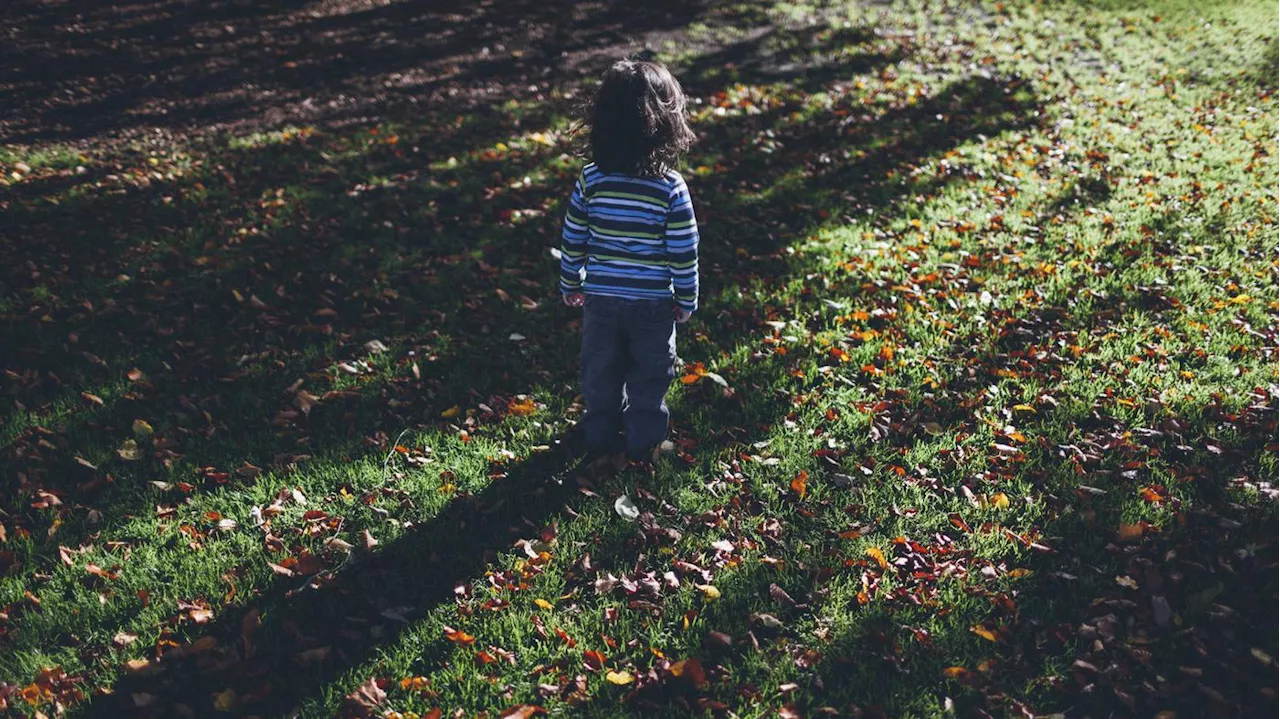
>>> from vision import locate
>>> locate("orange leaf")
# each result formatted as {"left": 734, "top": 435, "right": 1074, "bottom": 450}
{"left": 507, "top": 396, "right": 538, "bottom": 417}
{"left": 790, "top": 471, "right": 808, "bottom": 500}
{"left": 443, "top": 626, "right": 475, "bottom": 645}
{"left": 942, "top": 666, "right": 970, "bottom": 680}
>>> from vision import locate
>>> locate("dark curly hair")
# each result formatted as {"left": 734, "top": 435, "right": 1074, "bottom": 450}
{"left": 582, "top": 59, "right": 695, "bottom": 177}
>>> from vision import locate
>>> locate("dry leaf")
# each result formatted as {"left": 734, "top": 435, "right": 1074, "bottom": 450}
{"left": 604, "top": 670, "right": 634, "bottom": 685}
{"left": 790, "top": 471, "right": 808, "bottom": 499}
{"left": 117, "top": 440, "right": 144, "bottom": 461}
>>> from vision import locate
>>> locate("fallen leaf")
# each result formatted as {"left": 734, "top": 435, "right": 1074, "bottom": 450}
{"left": 583, "top": 649, "right": 606, "bottom": 670}
{"left": 117, "top": 440, "right": 144, "bottom": 461}
{"left": 865, "top": 546, "right": 889, "bottom": 569}
{"left": 669, "top": 657, "right": 707, "bottom": 687}
{"left": 790, "top": 471, "right": 808, "bottom": 499}
{"left": 213, "top": 689, "right": 236, "bottom": 712}
{"left": 497, "top": 706, "right": 546, "bottom": 719}
{"left": 696, "top": 584, "right": 721, "bottom": 600}
{"left": 443, "top": 626, "right": 475, "bottom": 645}
{"left": 341, "top": 677, "right": 386, "bottom": 718}
{"left": 971, "top": 625, "right": 998, "bottom": 642}
{"left": 295, "top": 646, "right": 332, "bottom": 665}
{"left": 705, "top": 630, "right": 733, "bottom": 649}
{"left": 605, "top": 670, "right": 634, "bottom": 685}
{"left": 534, "top": 598, "right": 554, "bottom": 611}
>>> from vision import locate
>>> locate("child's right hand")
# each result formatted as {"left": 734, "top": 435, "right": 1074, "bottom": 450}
{"left": 675, "top": 307, "right": 693, "bottom": 324}
{"left": 563, "top": 293, "right": 586, "bottom": 308}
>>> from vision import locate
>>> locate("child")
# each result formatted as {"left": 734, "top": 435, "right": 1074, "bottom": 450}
{"left": 559, "top": 59, "right": 700, "bottom": 467}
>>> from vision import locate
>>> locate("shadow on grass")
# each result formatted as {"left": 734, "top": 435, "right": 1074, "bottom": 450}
{"left": 2, "top": 47, "right": 1049, "bottom": 716}
{"left": 0, "top": 0, "right": 716, "bottom": 143}
{"left": 555, "top": 269, "right": 1277, "bottom": 717}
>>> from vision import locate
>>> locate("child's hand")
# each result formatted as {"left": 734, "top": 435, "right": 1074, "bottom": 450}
{"left": 563, "top": 293, "right": 586, "bottom": 308}
{"left": 675, "top": 307, "right": 693, "bottom": 324}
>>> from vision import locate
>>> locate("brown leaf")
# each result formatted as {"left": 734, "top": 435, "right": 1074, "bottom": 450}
{"left": 1116, "top": 522, "right": 1146, "bottom": 543}
{"left": 361, "top": 529, "right": 379, "bottom": 551}
{"left": 769, "top": 583, "right": 796, "bottom": 606}
{"left": 295, "top": 646, "right": 332, "bottom": 666}
{"left": 294, "top": 390, "right": 321, "bottom": 415}
{"left": 498, "top": 706, "right": 546, "bottom": 719}
{"left": 669, "top": 657, "right": 707, "bottom": 688}
{"left": 241, "top": 608, "right": 261, "bottom": 658}
{"left": 341, "top": 677, "right": 386, "bottom": 718}
{"left": 705, "top": 630, "right": 733, "bottom": 649}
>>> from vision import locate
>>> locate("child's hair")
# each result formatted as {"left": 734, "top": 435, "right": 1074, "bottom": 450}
{"left": 583, "top": 59, "right": 695, "bottom": 177}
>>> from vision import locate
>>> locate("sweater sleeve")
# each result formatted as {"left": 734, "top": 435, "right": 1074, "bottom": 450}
{"left": 558, "top": 172, "right": 589, "bottom": 294}
{"left": 665, "top": 174, "right": 700, "bottom": 313}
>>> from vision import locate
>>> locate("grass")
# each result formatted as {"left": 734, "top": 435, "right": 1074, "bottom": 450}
{"left": 1, "top": 0, "right": 1276, "bottom": 717}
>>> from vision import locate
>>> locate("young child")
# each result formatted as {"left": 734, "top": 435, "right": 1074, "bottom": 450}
{"left": 559, "top": 59, "right": 700, "bottom": 467}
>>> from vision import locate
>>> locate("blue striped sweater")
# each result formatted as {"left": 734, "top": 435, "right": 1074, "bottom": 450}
{"left": 559, "top": 163, "right": 700, "bottom": 313}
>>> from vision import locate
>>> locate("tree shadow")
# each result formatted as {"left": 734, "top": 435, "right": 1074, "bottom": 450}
{"left": 0, "top": 0, "right": 717, "bottom": 144}
{"left": 41, "top": 59, "right": 1053, "bottom": 719}
{"left": 550, "top": 241, "right": 1277, "bottom": 716}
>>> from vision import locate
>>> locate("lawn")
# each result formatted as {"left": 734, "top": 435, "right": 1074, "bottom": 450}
{"left": 1, "top": 0, "right": 1276, "bottom": 717}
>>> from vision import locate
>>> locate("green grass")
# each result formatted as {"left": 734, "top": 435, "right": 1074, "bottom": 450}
{"left": 1, "top": 1, "right": 1276, "bottom": 717}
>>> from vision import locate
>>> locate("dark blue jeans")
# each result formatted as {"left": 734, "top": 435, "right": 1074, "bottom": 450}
{"left": 580, "top": 294, "right": 677, "bottom": 459}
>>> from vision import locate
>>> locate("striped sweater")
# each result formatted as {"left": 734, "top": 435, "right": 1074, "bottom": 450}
{"left": 558, "top": 163, "right": 700, "bottom": 313}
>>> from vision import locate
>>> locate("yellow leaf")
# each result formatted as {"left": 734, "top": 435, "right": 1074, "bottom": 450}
{"left": 942, "top": 666, "right": 970, "bottom": 679}
{"left": 1013, "top": 404, "right": 1035, "bottom": 412}
{"left": 990, "top": 492, "right": 1010, "bottom": 510}
{"left": 117, "top": 439, "right": 144, "bottom": 461}
{"left": 865, "top": 547, "right": 889, "bottom": 569}
{"left": 605, "top": 670, "right": 634, "bottom": 685}
{"left": 213, "top": 688, "right": 236, "bottom": 711}
{"left": 534, "top": 598, "right": 554, "bottom": 611}
{"left": 440, "top": 405, "right": 461, "bottom": 419}
{"left": 971, "top": 625, "right": 998, "bottom": 642}
{"left": 132, "top": 419, "right": 154, "bottom": 438}
{"left": 695, "top": 584, "right": 721, "bottom": 600}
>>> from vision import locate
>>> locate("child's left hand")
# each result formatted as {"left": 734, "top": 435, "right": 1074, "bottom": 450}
{"left": 563, "top": 293, "right": 586, "bottom": 308}
{"left": 675, "top": 307, "right": 693, "bottom": 324}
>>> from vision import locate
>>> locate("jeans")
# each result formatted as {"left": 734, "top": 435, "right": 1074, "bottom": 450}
{"left": 580, "top": 294, "right": 677, "bottom": 459}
